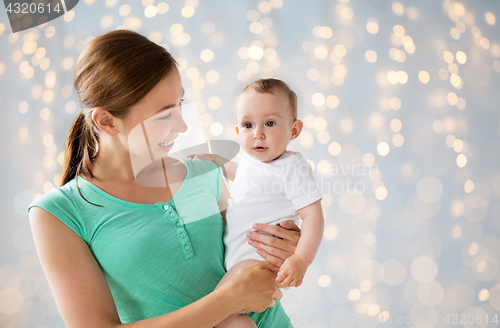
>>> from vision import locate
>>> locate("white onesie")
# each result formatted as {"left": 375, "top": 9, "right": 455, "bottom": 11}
{"left": 224, "top": 151, "right": 322, "bottom": 271}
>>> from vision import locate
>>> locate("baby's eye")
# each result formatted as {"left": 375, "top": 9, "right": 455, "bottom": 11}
{"left": 157, "top": 112, "right": 172, "bottom": 121}
{"left": 243, "top": 123, "right": 253, "bottom": 128}
{"left": 265, "top": 121, "right": 276, "bottom": 127}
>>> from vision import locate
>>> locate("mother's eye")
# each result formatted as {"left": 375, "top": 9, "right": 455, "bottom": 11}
{"left": 157, "top": 113, "right": 172, "bottom": 121}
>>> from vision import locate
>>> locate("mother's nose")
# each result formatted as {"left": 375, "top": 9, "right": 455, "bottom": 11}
{"left": 173, "top": 111, "right": 188, "bottom": 134}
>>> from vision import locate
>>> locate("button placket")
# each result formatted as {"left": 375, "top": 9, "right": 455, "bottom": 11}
{"left": 163, "top": 205, "right": 194, "bottom": 260}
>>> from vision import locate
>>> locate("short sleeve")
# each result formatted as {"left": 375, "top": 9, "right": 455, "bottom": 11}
{"left": 283, "top": 155, "right": 322, "bottom": 210}
{"left": 28, "top": 188, "right": 87, "bottom": 242}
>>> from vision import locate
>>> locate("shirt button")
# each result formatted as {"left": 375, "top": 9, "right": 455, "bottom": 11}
{"left": 176, "top": 222, "right": 182, "bottom": 227}
{"left": 163, "top": 205, "right": 169, "bottom": 211}
{"left": 170, "top": 212, "right": 175, "bottom": 218}
{"left": 185, "top": 245, "right": 190, "bottom": 250}
{"left": 180, "top": 232, "right": 186, "bottom": 238}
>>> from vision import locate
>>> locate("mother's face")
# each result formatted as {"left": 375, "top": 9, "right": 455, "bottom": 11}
{"left": 125, "top": 68, "right": 188, "bottom": 161}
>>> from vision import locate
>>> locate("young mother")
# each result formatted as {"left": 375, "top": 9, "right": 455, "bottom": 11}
{"left": 28, "top": 30, "right": 299, "bottom": 327}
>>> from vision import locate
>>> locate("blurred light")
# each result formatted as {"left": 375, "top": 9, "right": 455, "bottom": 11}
{"left": 393, "top": 25, "right": 405, "bottom": 37}
{"left": 326, "top": 95, "right": 339, "bottom": 108}
{"left": 389, "top": 97, "right": 402, "bottom": 110}
{"left": 339, "top": 117, "right": 354, "bottom": 133}
{"left": 258, "top": 1, "right": 272, "bottom": 13}
{"left": 205, "top": 70, "right": 219, "bottom": 84}
{"left": 392, "top": 2, "right": 404, "bottom": 15}
{"left": 314, "top": 45, "right": 328, "bottom": 59}
{"left": 43, "top": 134, "right": 54, "bottom": 147}
{"left": 366, "top": 18, "right": 379, "bottom": 34}
{"left": 200, "top": 49, "right": 214, "bottom": 62}
{"left": 478, "top": 289, "right": 490, "bottom": 301}
{"left": 19, "top": 126, "right": 29, "bottom": 142}
{"left": 348, "top": 289, "right": 361, "bottom": 301}
{"left": 452, "top": 225, "right": 462, "bottom": 238}
{"left": 145, "top": 5, "right": 158, "bottom": 18}
{"left": 390, "top": 119, "right": 402, "bottom": 132}
{"left": 443, "top": 51, "right": 454, "bottom": 63}
{"left": 416, "top": 177, "right": 443, "bottom": 202}
{"left": 365, "top": 50, "right": 377, "bottom": 63}
{"left": 457, "top": 154, "right": 467, "bottom": 168}
{"left": 181, "top": 5, "right": 195, "bottom": 18}
{"left": 392, "top": 134, "right": 404, "bottom": 147}
{"left": 40, "top": 108, "right": 51, "bottom": 121}
{"left": 202, "top": 22, "right": 215, "bottom": 34}
{"left": 306, "top": 68, "right": 319, "bottom": 81}
{"left": 485, "top": 12, "right": 496, "bottom": 25}
{"left": 375, "top": 187, "right": 388, "bottom": 200}
{"left": 377, "top": 142, "right": 390, "bottom": 156}
{"left": 186, "top": 67, "right": 199, "bottom": 80}
{"left": 0, "top": 288, "right": 24, "bottom": 315}
{"left": 360, "top": 280, "right": 372, "bottom": 292}
{"left": 64, "top": 10, "right": 75, "bottom": 22}
{"left": 210, "top": 122, "right": 223, "bottom": 136}
{"left": 248, "top": 46, "right": 264, "bottom": 60}
{"left": 450, "top": 28, "right": 460, "bottom": 40}
{"left": 208, "top": 96, "right": 221, "bottom": 109}
{"left": 318, "top": 275, "right": 331, "bottom": 287}
{"left": 312, "top": 93, "right": 325, "bottom": 106}
{"left": 411, "top": 257, "right": 438, "bottom": 283}
{"left": 324, "top": 226, "right": 338, "bottom": 240}
{"left": 328, "top": 142, "right": 341, "bottom": 156}
{"left": 264, "top": 48, "right": 277, "bottom": 60}
{"left": 157, "top": 2, "right": 169, "bottom": 14}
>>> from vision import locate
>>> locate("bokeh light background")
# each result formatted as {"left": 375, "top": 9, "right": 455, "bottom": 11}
{"left": 1, "top": 0, "right": 500, "bottom": 327}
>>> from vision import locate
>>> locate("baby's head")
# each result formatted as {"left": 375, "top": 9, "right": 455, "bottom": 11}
{"left": 235, "top": 78, "right": 303, "bottom": 163}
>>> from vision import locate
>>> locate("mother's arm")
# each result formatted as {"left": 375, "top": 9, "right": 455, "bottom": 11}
{"left": 29, "top": 207, "right": 279, "bottom": 328}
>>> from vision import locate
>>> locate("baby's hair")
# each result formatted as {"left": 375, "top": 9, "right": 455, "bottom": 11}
{"left": 241, "top": 78, "right": 298, "bottom": 121}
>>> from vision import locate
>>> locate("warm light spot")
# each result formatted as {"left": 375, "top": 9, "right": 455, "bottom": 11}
{"left": 40, "top": 108, "right": 51, "bottom": 121}
{"left": 456, "top": 51, "right": 467, "bottom": 64}
{"left": 364, "top": 233, "right": 376, "bottom": 246}
{"left": 208, "top": 96, "right": 221, "bottom": 109}
{"left": 144, "top": 5, "right": 157, "bottom": 18}
{"left": 469, "top": 243, "right": 479, "bottom": 256}
{"left": 324, "top": 226, "right": 338, "bottom": 240}
{"left": 314, "top": 45, "right": 328, "bottom": 59}
{"left": 478, "top": 289, "right": 490, "bottom": 301}
{"left": 392, "top": 2, "right": 404, "bottom": 15}
{"left": 450, "top": 27, "right": 461, "bottom": 40}
{"left": 209, "top": 122, "right": 223, "bottom": 136}
{"left": 318, "top": 275, "right": 331, "bottom": 287}
{"left": 348, "top": 289, "right": 361, "bottom": 301}
{"left": 258, "top": 1, "right": 272, "bottom": 13}
{"left": 393, "top": 25, "right": 405, "bottom": 37}
{"left": 389, "top": 97, "right": 402, "bottom": 110}
{"left": 248, "top": 46, "right": 264, "bottom": 60}
{"left": 326, "top": 95, "right": 339, "bottom": 108}
{"left": 453, "top": 139, "right": 464, "bottom": 152}
{"left": 450, "top": 74, "right": 462, "bottom": 88}
{"left": 375, "top": 187, "right": 388, "bottom": 200}
{"left": 362, "top": 153, "right": 375, "bottom": 166}
{"left": 392, "top": 134, "right": 404, "bottom": 147}
{"left": 181, "top": 5, "right": 195, "bottom": 18}
{"left": 157, "top": 2, "right": 169, "bottom": 14}
{"left": 249, "top": 22, "right": 263, "bottom": 34}
{"left": 368, "top": 304, "right": 380, "bottom": 316}
{"left": 186, "top": 67, "right": 199, "bottom": 80}
{"left": 433, "top": 120, "right": 444, "bottom": 133}
{"left": 328, "top": 142, "right": 341, "bottom": 156}
{"left": 333, "top": 44, "right": 347, "bottom": 57}
{"left": 366, "top": 18, "right": 379, "bottom": 34}
{"left": 43, "top": 134, "right": 54, "bottom": 147}
{"left": 319, "top": 26, "right": 333, "bottom": 39}
{"left": 365, "top": 50, "right": 377, "bottom": 63}
{"left": 200, "top": 49, "right": 214, "bottom": 62}
{"left": 464, "top": 180, "right": 474, "bottom": 193}
{"left": 306, "top": 68, "right": 319, "bottom": 81}
{"left": 390, "top": 119, "right": 402, "bottom": 132}
{"left": 397, "top": 71, "right": 408, "bottom": 84}
{"left": 312, "top": 93, "right": 325, "bottom": 106}
{"left": 451, "top": 225, "right": 462, "bottom": 238}
{"left": 360, "top": 280, "right": 372, "bottom": 292}
{"left": 485, "top": 12, "right": 496, "bottom": 26}
{"left": 377, "top": 142, "right": 390, "bottom": 156}
{"left": 205, "top": 70, "right": 219, "bottom": 84}
{"left": 18, "top": 126, "right": 29, "bottom": 142}
{"left": 387, "top": 71, "right": 398, "bottom": 84}
{"left": 339, "top": 117, "right": 354, "bottom": 133}
{"left": 170, "top": 23, "right": 183, "bottom": 36}
{"left": 443, "top": 51, "right": 454, "bottom": 63}
{"left": 456, "top": 154, "right": 467, "bottom": 168}
{"left": 419, "top": 71, "right": 430, "bottom": 84}
{"left": 447, "top": 92, "right": 458, "bottom": 106}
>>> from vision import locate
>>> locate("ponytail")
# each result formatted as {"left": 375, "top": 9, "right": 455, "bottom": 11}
{"left": 60, "top": 111, "right": 102, "bottom": 206}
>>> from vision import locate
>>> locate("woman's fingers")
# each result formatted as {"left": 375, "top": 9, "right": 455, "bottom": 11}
{"left": 248, "top": 239, "right": 291, "bottom": 260}
{"left": 247, "top": 231, "right": 288, "bottom": 252}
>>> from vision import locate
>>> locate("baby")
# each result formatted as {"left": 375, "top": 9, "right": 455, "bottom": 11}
{"left": 195, "top": 78, "right": 324, "bottom": 328}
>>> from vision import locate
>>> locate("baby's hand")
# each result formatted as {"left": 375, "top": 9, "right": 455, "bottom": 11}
{"left": 187, "top": 153, "right": 214, "bottom": 161}
{"left": 275, "top": 254, "right": 308, "bottom": 288}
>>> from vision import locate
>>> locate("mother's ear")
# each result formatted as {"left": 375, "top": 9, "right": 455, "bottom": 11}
{"left": 290, "top": 119, "right": 303, "bottom": 140}
{"left": 92, "top": 108, "right": 120, "bottom": 136}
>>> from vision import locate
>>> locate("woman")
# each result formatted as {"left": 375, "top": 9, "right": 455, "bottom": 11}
{"left": 28, "top": 30, "right": 299, "bottom": 327}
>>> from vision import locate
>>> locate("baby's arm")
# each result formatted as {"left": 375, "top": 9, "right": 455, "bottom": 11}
{"left": 275, "top": 200, "right": 324, "bottom": 288}
{"left": 189, "top": 154, "right": 238, "bottom": 181}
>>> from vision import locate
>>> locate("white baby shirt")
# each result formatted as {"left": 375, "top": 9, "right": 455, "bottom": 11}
{"left": 224, "top": 151, "right": 322, "bottom": 270}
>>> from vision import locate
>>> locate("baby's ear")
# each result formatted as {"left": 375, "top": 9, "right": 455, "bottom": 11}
{"left": 290, "top": 119, "right": 303, "bottom": 140}
{"left": 235, "top": 125, "right": 239, "bottom": 135}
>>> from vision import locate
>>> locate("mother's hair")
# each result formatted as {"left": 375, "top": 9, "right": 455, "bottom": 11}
{"left": 60, "top": 30, "right": 177, "bottom": 188}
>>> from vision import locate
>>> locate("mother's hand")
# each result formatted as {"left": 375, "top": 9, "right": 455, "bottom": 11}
{"left": 246, "top": 220, "right": 301, "bottom": 267}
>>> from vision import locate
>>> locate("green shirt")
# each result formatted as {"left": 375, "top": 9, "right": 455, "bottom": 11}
{"left": 29, "top": 158, "right": 292, "bottom": 327}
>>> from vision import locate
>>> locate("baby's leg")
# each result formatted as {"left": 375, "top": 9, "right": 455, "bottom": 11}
{"left": 215, "top": 259, "right": 260, "bottom": 328}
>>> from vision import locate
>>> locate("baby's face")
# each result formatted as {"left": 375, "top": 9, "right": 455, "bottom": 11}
{"left": 235, "top": 89, "right": 296, "bottom": 163}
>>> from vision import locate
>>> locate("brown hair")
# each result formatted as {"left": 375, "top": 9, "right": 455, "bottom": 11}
{"left": 241, "top": 78, "right": 298, "bottom": 120}
{"left": 60, "top": 30, "right": 177, "bottom": 200}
